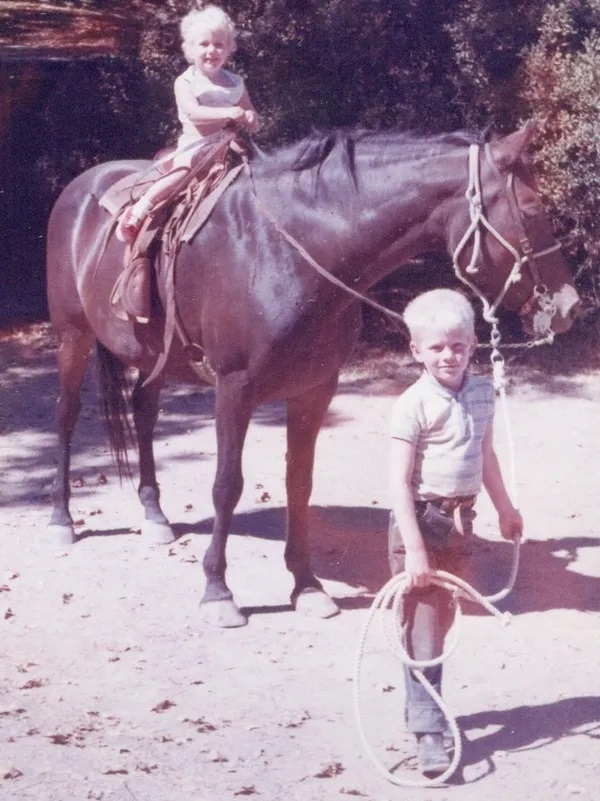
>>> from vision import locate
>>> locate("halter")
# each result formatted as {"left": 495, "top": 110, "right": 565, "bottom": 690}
{"left": 451, "top": 144, "right": 562, "bottom": 345}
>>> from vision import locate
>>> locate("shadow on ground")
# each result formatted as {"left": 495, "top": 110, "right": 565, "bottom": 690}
{"left": 4, "top": 323, "right": 600, "bottom": 511}
{"left": 165, "top": 504, "right": 600, "bottom": 616}
{"left": 453, "top": 696, "right": 600, "bottom": 783}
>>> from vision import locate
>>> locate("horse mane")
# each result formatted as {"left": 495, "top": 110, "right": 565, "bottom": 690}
{"left": 291, "top": 129, "right": 358, "bottom": 182}
{"left": 251, "top": 126, "right": 489, "bottom": 187}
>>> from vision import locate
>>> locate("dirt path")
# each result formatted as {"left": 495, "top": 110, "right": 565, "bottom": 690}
{"left": 1, "top": 325, "right": 599, "bottom": 801}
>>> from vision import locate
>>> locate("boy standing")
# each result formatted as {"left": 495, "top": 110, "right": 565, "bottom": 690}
{"left": 388, "top": 288, "right": 522, "bottom": 775}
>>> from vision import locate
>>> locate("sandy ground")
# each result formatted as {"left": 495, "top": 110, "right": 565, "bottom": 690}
{"left": 1, "top": 323, "right": 599, "bottom": 801}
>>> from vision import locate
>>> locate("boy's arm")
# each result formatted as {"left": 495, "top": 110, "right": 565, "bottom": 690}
{"left": 390, "top": 438, "right": 432, "bottom": 588}
{"left": 481, "top": 425, "right": 523, "bottom": 540}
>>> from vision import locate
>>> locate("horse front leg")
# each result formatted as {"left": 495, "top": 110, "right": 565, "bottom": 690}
{"left": 132, "top": 374, "right": 175, "bottom": 544}
{"left": 286, "top": 374, "right": 340, "bottom": 618}
{"left": 47, "top": 323, "right": 95, "bottom": 545}
{"left": 201, "top": 373, "right": 253, "bottom": 627}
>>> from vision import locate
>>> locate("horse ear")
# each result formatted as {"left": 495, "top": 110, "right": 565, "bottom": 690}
{"left": 489, "top": 119, "right": 537, "bottom": 170}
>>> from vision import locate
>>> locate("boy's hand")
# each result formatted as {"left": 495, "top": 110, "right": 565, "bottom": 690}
{"left": 405, "top": 548, "right": 432, "bottom": 588}
{"left": 499, "top": 507, "right": 523, "bottom": 541}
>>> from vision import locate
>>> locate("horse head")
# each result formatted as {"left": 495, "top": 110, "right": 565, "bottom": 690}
{"left": 450, "top": 120, "right": 580, "bottom": 340}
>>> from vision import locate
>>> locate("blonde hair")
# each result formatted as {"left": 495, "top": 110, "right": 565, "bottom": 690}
{"left": 181, "top": 5, "right": 238, "bottom": 63}
{"left": 403, "top": 289, "right": 475, "bottom": 341}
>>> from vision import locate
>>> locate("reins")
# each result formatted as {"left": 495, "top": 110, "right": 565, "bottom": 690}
{"left": 159, "top": 137, "right": 558, "bottom": 384}
{"left": 252, "top": 196, "right": 408, "bottom": 325}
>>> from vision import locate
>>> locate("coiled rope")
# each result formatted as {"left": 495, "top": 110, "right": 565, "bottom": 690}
{"left": 353, "top": 552, "right": 519, "bottom": 787}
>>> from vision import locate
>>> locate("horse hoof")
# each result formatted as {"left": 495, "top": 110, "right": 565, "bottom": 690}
{"left": 200, "top": 599, "right": 248, "bottom": 628}
{"left": 294, "top": 587, "right": 340, "bottom": 619}
{"left": 46, "top": 523, "right": 76, "bottom": 546}
{"left": 141, "top": 520, "right": 175, "bottom": 544}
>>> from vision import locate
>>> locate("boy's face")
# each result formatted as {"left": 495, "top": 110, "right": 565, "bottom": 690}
{"left": 410, "top": 325, "right": 475, "bottom": 390}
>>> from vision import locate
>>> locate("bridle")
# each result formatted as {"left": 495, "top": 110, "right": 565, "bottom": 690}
{"left": 451, "top": 143, "right": 563, "bottom": 344}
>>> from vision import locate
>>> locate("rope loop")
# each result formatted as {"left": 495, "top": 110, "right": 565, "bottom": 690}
{"left": 354, "top": 551, "right": 519, "bottom": 788}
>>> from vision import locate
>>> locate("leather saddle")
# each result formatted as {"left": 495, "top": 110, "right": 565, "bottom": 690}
{"left": 100, "top": 134, "right": 249, "bottom": 325}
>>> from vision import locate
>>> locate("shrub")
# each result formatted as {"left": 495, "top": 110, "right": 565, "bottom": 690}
{"left": 520, "top": 0, "right": 600, "bottom": 299}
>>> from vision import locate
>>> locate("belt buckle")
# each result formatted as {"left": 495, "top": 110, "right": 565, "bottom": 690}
{"left": 440, "top": 496, "right": 473, "bottom": 513}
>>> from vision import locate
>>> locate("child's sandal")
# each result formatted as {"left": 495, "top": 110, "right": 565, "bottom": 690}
{"left": 116, "top": 209, "right": 143, "bottom": 244}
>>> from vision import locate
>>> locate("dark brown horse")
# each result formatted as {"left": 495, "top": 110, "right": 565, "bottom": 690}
{"left": 46, "top": 121, "right": 579, "bottom": 626}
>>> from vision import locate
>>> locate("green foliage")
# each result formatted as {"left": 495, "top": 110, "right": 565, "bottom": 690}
{"left": 230, "top": 0, "right": 464, "bottom": 140}
{"left": 445, "top": 0, "right": 546, "bottom": 130}
{"left": 127, "top": 0, "right": 466, "bottom": 146}
{"left": 520, "top": 1, "right": 600, "bottom": 297}
{"left": 11, "top": 0, "right": 600, "bottom": 319}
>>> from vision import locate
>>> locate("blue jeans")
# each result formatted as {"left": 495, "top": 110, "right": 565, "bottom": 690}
{"left": 388, "top": 501, "right": 475, "bottom": 733}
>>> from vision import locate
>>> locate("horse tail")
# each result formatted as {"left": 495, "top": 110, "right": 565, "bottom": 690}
{"left": 95, "top": 341, "right": 133, "bottom": 481}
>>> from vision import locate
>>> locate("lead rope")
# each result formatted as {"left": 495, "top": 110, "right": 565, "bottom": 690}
{"left": 482, "top": 333, "right": 521, "bottom": 609}
{"left": 354, "top": 326, "right": 521, "bottom": 787}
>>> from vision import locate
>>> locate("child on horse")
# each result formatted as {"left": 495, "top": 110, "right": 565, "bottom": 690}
{"left": 116, "top": 3, "right": 259, "bottom": 244}
{"left": 388, "top": 288, "right": 522, "bottom": 776}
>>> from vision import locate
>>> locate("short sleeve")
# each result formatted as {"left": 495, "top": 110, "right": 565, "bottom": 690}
{"left": 390, "top": 385, "right": 422, "bottom": 444}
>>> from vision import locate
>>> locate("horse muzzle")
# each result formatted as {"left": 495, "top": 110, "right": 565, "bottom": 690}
{"left": 520, "top": 284, "right": 581, "bottom": 336}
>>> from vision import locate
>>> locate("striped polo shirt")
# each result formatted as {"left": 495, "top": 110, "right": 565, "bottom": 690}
{"left": 390, "top": 372, "right": 495, "bottom": 500}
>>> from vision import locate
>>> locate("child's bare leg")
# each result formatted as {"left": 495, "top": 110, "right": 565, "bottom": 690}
{"left": 138, "top": 167, "right": 189, "bottom": 209}
{"left": 116, "top": 167, "right": 189, "bottom": 243}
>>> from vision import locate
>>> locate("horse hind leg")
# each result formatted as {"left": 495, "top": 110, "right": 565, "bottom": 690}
{"left": 285, "top": 374, "right": 340, "bottom": 619}
{"left": 132, "top": 373, "right": 175, "bottom": 544}
{"left": 47, "top": 324, "right": 95, "bottom": 545}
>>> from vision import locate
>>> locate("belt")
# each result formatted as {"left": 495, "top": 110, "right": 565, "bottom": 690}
{"left": 415, "top": 496, "right": 476, "bottom": 514}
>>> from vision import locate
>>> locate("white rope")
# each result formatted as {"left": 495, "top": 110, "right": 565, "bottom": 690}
{"left": 354, "top": 559, "right": 518, "bottom": 787}
{"left": 452, "top": 145, "right": 525, "bottom": 326}
{"left": 451, "top": 144, "right": 560, "bottom": 349}
{"left": 485, "top": 327, "right": 522, "bottom": 607}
